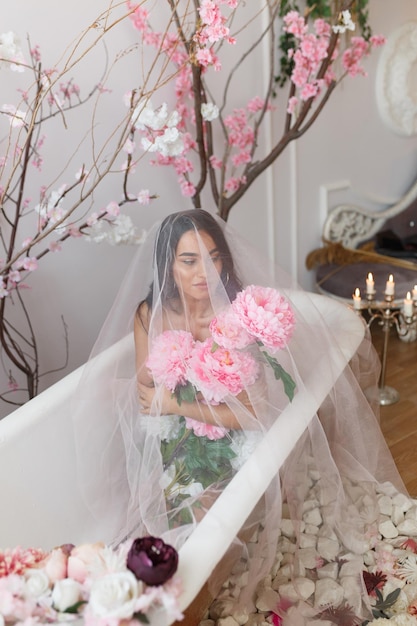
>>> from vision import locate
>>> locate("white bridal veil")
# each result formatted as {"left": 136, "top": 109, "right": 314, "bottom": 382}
{"left": 72, "top": 209, "right": 406, "bottom": 624}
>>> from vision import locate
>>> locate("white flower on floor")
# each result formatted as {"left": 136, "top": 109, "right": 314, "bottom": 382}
{"left": 397, "top": 555, "right": 417, "bottom": 584}
{"left": 87, "top": 571, "right": 142, "bottom": 620}
{"left": 51, "top": 578, "right": 82, "bottom": 612}
{"left": 24, "top": 569, "right": 50, "bottom": 600}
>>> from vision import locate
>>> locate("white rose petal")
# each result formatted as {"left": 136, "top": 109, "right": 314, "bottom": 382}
{"left": 88, "top": 571, "right": 141, "bottom": 619}
{"left": 52, "top": 578, "right": 82, "bottom": 612}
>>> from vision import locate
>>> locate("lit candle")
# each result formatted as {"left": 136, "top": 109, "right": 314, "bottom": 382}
{"left": 404, "top": 291, "right": 414, "bottom": 317}
{"left": 352, "top": 287, "right": 361, "bottom": 310}
{"left": 412, "top": 284, "right": 417, "bottom": 301}
{"left": 385, "top": 274, "right": 395, "bottom": 296}
{"left": 366, "top": 272, "right": 375, "bottom": 295}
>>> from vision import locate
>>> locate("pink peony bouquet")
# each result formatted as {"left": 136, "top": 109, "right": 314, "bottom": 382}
{"left": 212, "top": 284, "right": 297, "bottom": 401}
{"left": 0, "top": 537, "right": 182, "bottom": 626}
{"left": 146, "top": 284, "right": 296, "bottom": 437}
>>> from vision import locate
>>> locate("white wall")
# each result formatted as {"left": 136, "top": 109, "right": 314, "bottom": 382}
{"left": 1, "top": 0, "right": 417, "bottom": 414}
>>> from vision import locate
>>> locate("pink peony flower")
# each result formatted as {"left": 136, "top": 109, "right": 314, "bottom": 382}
{"left": 188, "top": 337, "right": 259, "bottom": 404}
{"left": 232, "top": 285, "right": 295, "bottom": 351}
{"left": 209, "top": 308, "right": 254, "bottom": 350}
{"left": 67, "top": 542, "right": 105, "bottom": 584}
{"left": 184, "top": 417, "right": 228, "bottom": 440}
{"left": 146, "top": 330, "right": 195, "bottom": 392}
{"left": 0, "top": 547, "right": 46, "bottom": 578}
{"left": 39, "top": 547, "right": 68, "bottom": 583}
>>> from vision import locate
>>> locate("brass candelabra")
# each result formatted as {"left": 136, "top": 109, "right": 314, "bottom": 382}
{"left": 352, "top": 280, "right": 416, "bottom": 405}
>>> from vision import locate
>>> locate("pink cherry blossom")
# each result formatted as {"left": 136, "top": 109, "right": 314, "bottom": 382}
{"left": 137, "top": 189, "right": 151, "bottom": 205}
{"left": 105, "top": 201, "right": 120, "bottom": 217}
{"left": 184, "top": 417, "right": 228, "bottom": 440}
{"left": 247, "top": 96, "right": 265, "bottom": 113}
{"left": 146, "top": 330, "right": 195, "bottom": 392}
{"left": 188, "top": 337, "right": 259, "bottom": 404}
{"left": 22, "top": 257, "right": 38, "bottom": 272}
{"left": 232, "top": 149, "right": 251, "bottom": 167}
{"left": 127, "top": 2, "right": 149, "bottom": 32}
{"left": 287, "top": 96, "right": 298, "bottom": 115}
{"left": 370, "top": 35, "right": 386, "bottom": 47}
{"left": 49, "top": 241, "right": 62, "bottom": 253}
{"left": 179, "top": 178, "right": 195, "bottom": 197}
{"left": 8, "top": 270, "right": 21, "bottom": 284}
{"left": 209, "top": 155, "right": 223, "bottom": 169}
{"left": 342, "top": 36, "right": 369, "bottom": 77}
{"left": 232, "top": 285, "right": 295, "bottom": 352}
{"left": 283, "top": 11, "right": 308, "bottom": 38}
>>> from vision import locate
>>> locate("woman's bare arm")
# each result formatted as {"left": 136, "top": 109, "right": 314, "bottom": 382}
{"left": 133, "top": 302, "right": 154, "bottom": 387}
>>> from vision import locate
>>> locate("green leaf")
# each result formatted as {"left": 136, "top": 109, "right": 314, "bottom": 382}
{"left": 262, "top": 351, "right": 296, "bottom": 401}
{"left": 64, "top": 600, "right": 86, "bottom": 614}
{"left": 133, "top": 612, "right": 150, "bottom": 624}
{"left": 175, "top": 382, "right": 197, "bottom": 406}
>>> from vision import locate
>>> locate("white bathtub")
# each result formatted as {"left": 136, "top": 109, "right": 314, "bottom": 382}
{"left": 0, "top": 293, "right": 364, "bottom": 624}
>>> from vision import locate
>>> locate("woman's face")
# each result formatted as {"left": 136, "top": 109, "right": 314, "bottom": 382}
{"left": 172, "top": 229, "right": 223, "bottom": 300}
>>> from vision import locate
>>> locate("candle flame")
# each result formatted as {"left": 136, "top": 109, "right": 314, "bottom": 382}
{"left": 407, "top": 291, "right": 412, "bottom": 300}
{"left": 367, "top": 272, "right": 373, "bottom": 281}
{"left": 354, "top": 288, "right": 360, "bottom": 297}
{"left": 389, "top": 274, "right": 394, "bottom": 282}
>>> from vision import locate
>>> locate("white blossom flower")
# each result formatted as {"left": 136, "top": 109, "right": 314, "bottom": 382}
{"left": 34, "top": 186, "right": 66, "bottom": 219}
{"left": 1, "top": 104, "right": 27, "bottom": 128}
{"left": 142, "top": 126, "right": 185, "bottom": 157}
{"left": 133, "top": 100, "right": 180, "bottom": 131}
{"left": 0, "top": 279, "right": 10, "bottom": 298}
{"left": 85, "top": 215, "right": 145, "bottom": 246}
{"left": 201, "top": 102, "right": 219, "bottom": 122}
{"left": 332, "top": 10, "right": 355, "bottom": 34}
{"left": 0, "top": 32, "right": 25, "bottom": 72}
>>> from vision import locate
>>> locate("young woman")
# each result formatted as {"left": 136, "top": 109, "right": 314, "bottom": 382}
{"left": 134, "top": 209, "right": 255, "bottom": 428}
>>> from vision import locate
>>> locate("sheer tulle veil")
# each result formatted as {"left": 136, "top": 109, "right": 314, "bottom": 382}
{"left": 72, "top": 208, "right": 406, "bottom": 621}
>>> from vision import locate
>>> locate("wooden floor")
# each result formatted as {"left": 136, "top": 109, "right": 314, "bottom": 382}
{"left": 370, "top": 322, "right": 417, "bottom": 497}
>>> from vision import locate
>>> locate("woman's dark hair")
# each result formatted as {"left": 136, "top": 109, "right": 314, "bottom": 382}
{"left": 143, "top": 209, "right": 242, "bottom": 308}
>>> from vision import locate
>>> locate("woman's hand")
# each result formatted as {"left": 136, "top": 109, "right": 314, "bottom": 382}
{"left": 137, "top": 381, "right": 176, "bottom": 415}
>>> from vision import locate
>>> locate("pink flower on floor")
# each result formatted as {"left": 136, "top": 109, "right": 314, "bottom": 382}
{"left": 0, "top": 547, "right": 46, "bottom": 578}
{"left": 188, "top": 337, "right": 259, "bottom": 404}
{"left": 184, "top": 417, "right": 228, "bottom": 440}
{"left": 146, "top": 330, "right": 195, "bottom": 392}
{"left": 210, "top": 307, "right": 254, "bottom": 350}
{"left": 232, "top": 284, "right": 295, "bottom": 351}
{"left": 40, "top": 547, "right": 69, "bottom": 583}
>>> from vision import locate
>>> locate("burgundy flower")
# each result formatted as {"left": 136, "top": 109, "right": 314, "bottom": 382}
{"left": 363, "top": 569, "right": 387, "bottom": 596}
{"left": 126, "top": 536, "right": 178, "bottom": 586}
